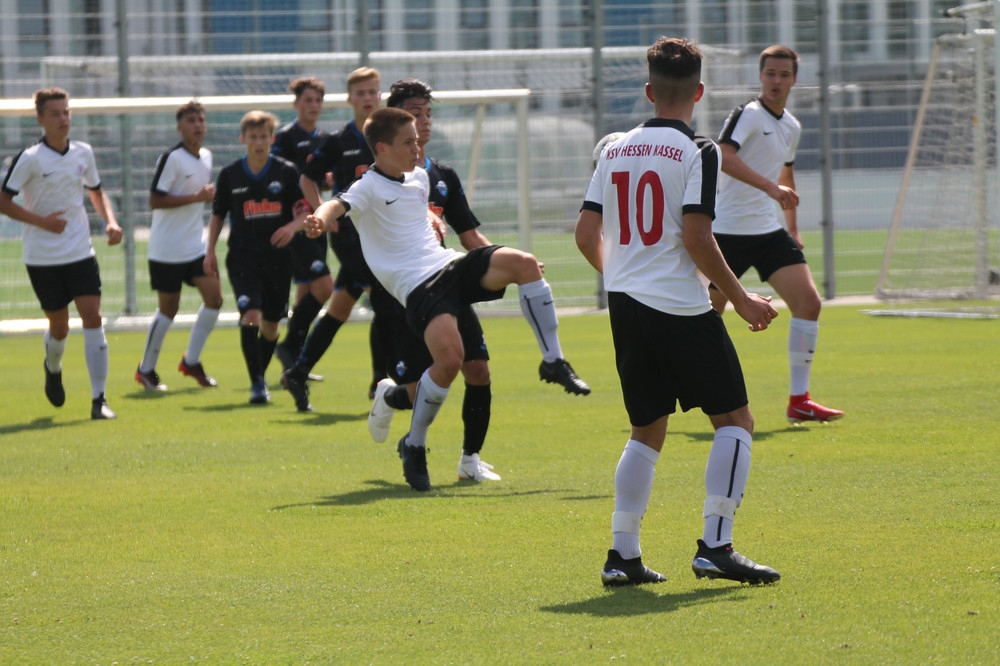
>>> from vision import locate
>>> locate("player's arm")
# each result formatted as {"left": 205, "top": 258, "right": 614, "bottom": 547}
{"left": 87, "top": 187, "right": 123, "bottom": 245}
{"left": 574, "top": 208, "right": 604, "bottom": 274}
{"left": 457, "top": 228, "right": 490, "bottom": 250}
{"left": 719, "top": 142, "right": 798, "bottom": 210}
{"left": 149, "top": 185, "right": 215, "bottom": 210}
{"left": 778, "top": 163, "right": 802, "bottom": 248}
{"left": 203, "top": 213, "right": 225, "bottom": 278}
{"left": 682, "top": 211, "right": 776, "bottom": 332}
{"left": 0, "top": 190, "right": 67, "bottom": 234}
{"left": 300, "top": 174, "right": 323, "bottom": 211}
{"left": 306, "top": 198, "right": 346, "bottom": 237}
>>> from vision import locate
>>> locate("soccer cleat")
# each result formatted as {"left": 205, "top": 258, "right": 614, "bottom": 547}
{"left": 397, "top": 435, "right": 431, "bottom": 491}
{"left": 539, "top": 358, "right": 591, "bottom": 395}
{"left": 135, "top": 366, "right": 167, "bottom": 392}
{"left": 280, "top": 369, "right": 312, "bottom": 412}
{"left": 91, "top": 393, "right": 116, "bottom": 420}
{"left": 787, "top": 393, "right": 844, "bottom": 425}
{"left": 601, "top": 549, "right": 666, "bottom": 587}
{"left": 367, "top": 378, "right": 397, "bottom": 443}
{"left": 43, "top": 360, "right": 65, "bottom": 407}
{"left": 457, "top": 453, "right": 502, "bottom": 482}
{"left": 178, "top": 355, "right": 218, "bottom": 387}
{"left": 249, "top": 378, "right": 271, "bottom": 405}
{"left": 691, "top": 539, "right": 780, "bottom": 585}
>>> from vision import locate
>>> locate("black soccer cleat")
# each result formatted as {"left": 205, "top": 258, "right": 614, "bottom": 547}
{"left": 539, "top": 358, "right": 591, "bottom": 395}
{"left": 397, "top": 435, "right": 431, "bottom": 491}
{"left": 91, "top": 393, "right": 116, "bottom": 420}
{"left": 280, "top": 369, "right": 312, "bottom": 412}
{"left": 691, "top": 539, "right": 780, "bottom": 585}
{"left": 44, "top": 360, "right": 65, "bottom": 407}
{"left": 601, "top": 549, "right": 666, "bottom": 587}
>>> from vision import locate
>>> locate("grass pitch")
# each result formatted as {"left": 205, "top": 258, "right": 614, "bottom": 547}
{"left": 1, "top": 306, "right": 998, "bottom": 663}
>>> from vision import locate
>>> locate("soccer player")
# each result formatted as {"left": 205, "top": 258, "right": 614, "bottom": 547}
{"left": 136, "top": 100, "right": 222, "bottom": 392}
{"left": 712, "top": 45, "right": 843, "bottom": 425}
{"left": 367, "top": 78, "right": 504, "bottom": 483}
{"left": 204, "top": 111, "right": 309, "bottom": 404}
{"left": 306, "top": 106, "right": 589, "bottom": 491}
{"left": 0, "top": 87, "right": 122, "bottom": 420}
{"left": 280, "top": 67, "right": 384, "bottom": 410}
{"left": 270, "top": 77, "right": 334, "bottom": 375}
{"left": 575, "top": 37, "right": 781, "bottom": 586}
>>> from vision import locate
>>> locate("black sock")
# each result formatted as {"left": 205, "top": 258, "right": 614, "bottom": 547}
{"left": 462, "top": 383, "right": 491, "bottom": 456}
{"left": 385, "top": 383, "right": 413, "bottom": 410}
{"left": 240, "top": 325, "right": 262, "bottom": 382}
{"left": 283, "top": 292, "right": 323, "bottom": 354}
{"left": 259, "top": 334, "right": 278, "bottom": 374}
{"left": 296, "top": 314, "right": 343, "bottom": 373}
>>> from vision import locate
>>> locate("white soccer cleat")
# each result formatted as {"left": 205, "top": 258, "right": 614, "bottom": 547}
{"left": 457, "top": 453, "right": 502, "bottom": 482}
{"left": 368, "top": 378, "right": 397, "bottom": 443}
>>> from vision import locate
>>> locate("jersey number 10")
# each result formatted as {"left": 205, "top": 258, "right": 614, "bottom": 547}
{"left": 611, "top": 170, "right": 664, "bottom": 246}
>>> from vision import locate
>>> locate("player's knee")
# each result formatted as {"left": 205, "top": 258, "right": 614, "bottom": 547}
{"left": 511, "top": 251, "right": 543, "bottom": 282}
{"left": 461, "top": 360, "right": 490, "bottom": 385}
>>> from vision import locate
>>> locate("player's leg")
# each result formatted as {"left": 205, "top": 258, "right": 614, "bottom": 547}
{"left": 178, "top": 269, "right": 223, "bottom": 387}
{"left": 27, "top": 264, "right": 71, "bottom": 408}
{"left": 75, "top": 292, "right": 115, "bottom": 419}
{"left": 137, "top": 288, "right": 178, "bottom": 391}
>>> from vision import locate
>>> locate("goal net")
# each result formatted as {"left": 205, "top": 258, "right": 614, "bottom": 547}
{"left": 876, "top": 28, "right": 1000, "bottom": 304}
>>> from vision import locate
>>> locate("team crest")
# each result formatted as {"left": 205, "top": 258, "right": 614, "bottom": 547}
{"left": 435, "top": 180, "right": 448, "bottom": 198}
{"left": 268, "top": 180, "right": 283, "bottom": 194}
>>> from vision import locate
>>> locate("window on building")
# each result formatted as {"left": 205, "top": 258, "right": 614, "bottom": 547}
{"left": 510, "top": 0, "right": 539, "bottom": 49}
{"left": 298, "top": 0, "right": 333, "bottom": 53}
{"left": 747, "top": 0, "right": 777, "bottom": 54}
{"left": 18, "top": 0, "right": 50, "bottom": 65}
{"left": 699, "top": 0, "right": 728, "bottom": 46}
{"left": 794, "top": 0, "right": 817, "bottom": 54}
{"left": 83, "top": 0, "right": 102, "bottom": 56}
{"left": 839, "top": 2, "right": 869, "bottom": 57}
{"left": 887, "top": 1, "right": 915, "bottom": 59}
{"left": 460, "top": 0, "right": 490, "bottom": 50}
{"left": 559, "top": 0, "right": 586, "bottom": 48}
{"left": 405, "top": 0, "right": 434, "bottom": 52}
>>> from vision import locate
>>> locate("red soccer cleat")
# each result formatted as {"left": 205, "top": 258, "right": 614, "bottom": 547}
{"left": 787, "top": 393, "right": 843, "bottom": 425}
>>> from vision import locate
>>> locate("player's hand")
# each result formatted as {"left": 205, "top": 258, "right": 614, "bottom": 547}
{"left": 734, "top": 292, "right": 778, "bottom": 332}
{"left": 197, "top": 184, "right": 216, "bottom": 203}
{"left": 772, "top": 185, "right": 799, "bottom": 211}
{"left": 271, "top": 225, "right": 296, "bottom": 248}
{"left": 203, "top": 253, "right": 218, "bottom": 278}
{"left": 106, "top": 221, "right": 123, "bottom": 246}
{"left": 428, "top": 209, "right": 446, "bottom": 243}
{"left": 38, "top": 211, "right": 68, "bottom": 234}
{"left": 788, "top": 229, "right": 804, "bottom": 249}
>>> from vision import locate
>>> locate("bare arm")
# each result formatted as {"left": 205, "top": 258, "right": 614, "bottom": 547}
{"left": 305, "top": 198, "right": 346, "bottom": 237}
{"left": 682, "top": 211, "right": 777, "bottom": 332}
{"left": 778, "top": 164, "right": 802, "bottom": 248}
{"left": 203, "top": 213, "right": 225, "bottom": 278}
{"left": 300, "top": 174, "right": 323, "bottom": 212}
{"left": 457, "top": 227, "right": 491, "bottom": 251}
{"left": 149, "top": 184, "right": 215, "bottom": 210}
{"left": 719, "top": 142, "right": 798, "bottom": 210}
{"left": 0, "top": 190, "right": 68, "bottom": 234}
{"left": 88, "top": 188, "right": 123, "bottom": 245}
{"left": 574, "top": 209, "right": 604, "bottom": 274}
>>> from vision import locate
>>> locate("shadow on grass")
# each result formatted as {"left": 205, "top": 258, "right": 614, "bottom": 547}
{"left": 0, "top": 416, "right": 88, "bottom": 435}
{"left": 270, "top": 479, "right": 572, "bottom": 509}
{"left": 667, "top": 428, "right": 781, "bottom": 443}
{"left": 540, "top": 585, "right": 738, "bottom": 616}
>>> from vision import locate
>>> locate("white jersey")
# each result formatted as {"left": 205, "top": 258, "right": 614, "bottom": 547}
{"left": 713, "top": 97, "right": 800, "bottom": 235}
{"left": 2, "top": 139, "right": 101, "bottom": 266}
{"left": 338, "top": 166, "right": 461, "bottom": 304}
{"left": 583, "top": 118, "right": 721, "bottom": 316}
{"left": 148, "top": 142, "right": 213, "bottom": 263}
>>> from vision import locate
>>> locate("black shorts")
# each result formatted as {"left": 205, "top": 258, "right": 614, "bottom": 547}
{"left": 404, "top": 245, "right": 506, "bottom": 340}
{"left": 149, "top": 256, "right": 207, "bottom": 293}
{"left": 329, "top": 236, "right": 373, "bottom": 301}
{"left": 289, "top": 233, "right": 331, "bottom": 284}
{"left": 608, "top": 291, "right": 748, "bottom": 426}
{"left": 225, "top": 251, "right": 291, "bottom": 322}
{"left": 713, "top": 228, "right": 806, "bottom": 284}
{"left": 376, "top": 280, "right": 489, "bottom": 384}
{"left": 26, "top": 256, "right": 103, "bottom": 312}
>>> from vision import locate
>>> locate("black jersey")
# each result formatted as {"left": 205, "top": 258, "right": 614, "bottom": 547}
{"left": 424, "top": 156, "right": 481, "bottom": 237}
{"left": 212, "top": 155, "right": 305, "bottom": 256}
{"left": 272, "top": 121, "right": 328, "bottom": 171}
{"left": 302, "top": 119, "right": 372, "bottom": 193}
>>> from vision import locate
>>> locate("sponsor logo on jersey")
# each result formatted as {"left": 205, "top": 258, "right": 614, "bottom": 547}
{"left": 243, "top": 199, "right": 283, "bottom": 218}
{"left": 604, "top": 143, "right": 684, "bottom": 162}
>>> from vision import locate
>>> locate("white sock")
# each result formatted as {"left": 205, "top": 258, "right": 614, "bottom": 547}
{"left": 518, "top": 279, "right": 563, "bottom": 362}
{"left": 702, "top": 426, "right": 752, "bottom": 548}
{"left": 185, "top": 305, "right": 220, "bottom": 365}
{"left": 611, "top": 439, "right": 659, "bottom": 560}
{"left": 44, "top": 330, "right": 67, "bottom": 373}
{"left": 139, "top": 310, "right": 173, "bottom": 373}
{"left": 789, "top": 317, "right": 819, "bottom": 396}
{"left": 407, "top": 370, "right": 449, "bottom": 449}
{"left": 84, "top": 326, "right": 109, "bottom": 399}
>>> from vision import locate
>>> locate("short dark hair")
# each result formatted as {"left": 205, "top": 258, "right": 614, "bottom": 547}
{"left": 33, "top": 87, "right": 69, "bottom": 117}
{"left": 175, "top": 100, "right": 205, "bottom": 122}
{"left": 289, "top": 76, "right": 326, "bottom": 100}
{"left": 386, "top": 78, "right": 434, "bottom": 109}
{"left": 646, "top": 37, "right": 702, "bottom": 105}
{"left": 362, "top": 107, "right": 414, "bottom": 154}
{"left": 759, "top": 45, "right": 799, "bottom": 76}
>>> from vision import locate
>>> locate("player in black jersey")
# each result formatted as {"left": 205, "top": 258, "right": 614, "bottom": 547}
{"left": 271, "top": 77, "right": 335, "bottom": 377}
{"left": 366, "top": 78, "right": 504, "bottom": 482}
{"left": 204, "top": 111, "right": 310, "bottom": 405}
{"left": 280, "top": 67, "right": 386, "bottom": 411}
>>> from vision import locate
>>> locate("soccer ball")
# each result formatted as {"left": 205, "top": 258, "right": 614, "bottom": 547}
{"left": 592, "top": 131, "right": 626, "bottom": 167}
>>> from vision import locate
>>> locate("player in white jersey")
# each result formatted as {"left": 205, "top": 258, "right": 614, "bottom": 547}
{"left": 576, "top": 37, "right": 780, "bottom": 586}
{"left": 712, "top": 45, "right": 843, "bottom": 425}
{"left": 306, "top": 106, "right": 589, "bottom": 491}
{"left": 0, "top": 87, "right": 122, "bottom": 420}
{"left": 136, "top": 101, "right": 223, "bottom": 392}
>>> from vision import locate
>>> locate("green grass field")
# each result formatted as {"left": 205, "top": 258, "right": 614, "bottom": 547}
{"left": 2, "top": 306, "right": 998, "bottom": 664}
